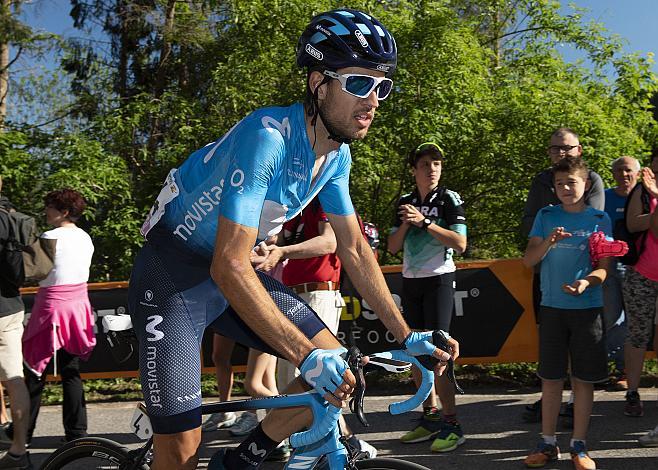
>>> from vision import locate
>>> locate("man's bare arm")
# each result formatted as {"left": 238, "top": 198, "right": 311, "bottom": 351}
{"left": 327, "top": 212, "right": 410, "bottom": 343}
{"left": 211, "top": 216, "right": 315, "bottom": 366}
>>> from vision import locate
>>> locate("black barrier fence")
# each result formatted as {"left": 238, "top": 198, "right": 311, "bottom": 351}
{"left": 21, "top": 261, "right": 533, "bottom": 379}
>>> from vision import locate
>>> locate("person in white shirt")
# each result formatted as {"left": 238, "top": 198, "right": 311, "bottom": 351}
{"left": 21, "top": 188, "right": 95, "bottom": 445}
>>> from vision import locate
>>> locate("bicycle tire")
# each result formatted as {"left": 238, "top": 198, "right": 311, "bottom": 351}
{"left": 39, "top": 436, "right": 149, "bottom": 470}
{"left": 355, "top": 457, "right": 431, "bottom": 470}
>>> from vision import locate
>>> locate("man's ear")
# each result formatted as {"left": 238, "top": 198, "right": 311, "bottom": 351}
{"left": 308, "top": 70, "right": 328, "bottom": 100}
{"left": 577, "top": 144, "right": 583, "bottom": 157}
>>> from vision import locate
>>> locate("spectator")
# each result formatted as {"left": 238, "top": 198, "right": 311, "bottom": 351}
{"left": 21, "top": 189, "right": 95, "bottom": 444}
{"left": 252, "top": 196, "right": 377, "bottom": 458}
{"left": 621, "top": 151, "right": 658, "bottom": 418}
{"left": 521, "top": 127, "right": 604, "bottom": 426}
{"left": 636, "top": 200, "right": 658, "bottom": 447}
{"left": 603, "top": 156, "right": 640, "bottom": 389}
{"left": 522, "top": 156, "right": 612, "bottom": 470}
{"left": 200, "top": 334, "right": 237, "bottom": 432}
{"left": 0, "top": 178, "right": 32, "bottom": 469}
{"left": 388, "top": 142, "right": 467, "bottom": 453}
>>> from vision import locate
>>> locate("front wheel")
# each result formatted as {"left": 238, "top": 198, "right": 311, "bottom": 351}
{"left": 354, "top": 457, "right": 431, "bottom": 470}
{"left": 39, "top": 437, "right": 149, "bottom": 470}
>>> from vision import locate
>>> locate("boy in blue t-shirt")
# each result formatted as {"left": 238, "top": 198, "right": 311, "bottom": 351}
{"left": 523, "top": 156, "right": 612, "bottom": 470}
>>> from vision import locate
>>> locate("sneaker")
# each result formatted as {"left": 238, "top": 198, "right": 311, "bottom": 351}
{"left": 522, "top": 399, "right": 542, "bottom": 423}
{"left": 400, "top": 412, "right": 443, "bottom": 443}
{"left": 0, "top": 451, "right": 31, "bottom": 469}
{"left": 265, "top": 442, "right": 291, "bottom": 461}
{"left": 560, "top": 402, "right": 574, "bottom": 430}
{"left": 624, "top": 391, "right": 643, "bottom": 417}
{"left": 570, "top": 441, "right": 595, "bottom": 470}
{"left": 639, "top": 428, "right": 658, "bottom": 447}
{"left": 228, "top": 412, "right": 259, "bottom": 437}
{"left": 430, "top": 421, "right": 466, "bottom": 452}
{"left": 523, "top": 441, "right": 560, "bottom": 468}
{"left": 202, "top": 412, "right": 237, "bottom": 432}
{"left": 345, "top": 435, "right": 377, "bottom": 459}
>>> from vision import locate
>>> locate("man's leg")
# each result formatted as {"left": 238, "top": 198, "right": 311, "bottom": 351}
{"left": 0, "top": 383, "right": 8, "bottom": 425}
{"left": 213, "top": 334, "right": 235, "bottom": 402}
{"left": 540, "top": 379, "right": 563, "bottom": 438}
{"left": 1, "top": 378, "right": 29, "bottom": 455}
{"left": 151, "top": 429, "right": 200, "bottom": 470}
{"left": 571, "top": 379, "right": 593, "bottom": 441}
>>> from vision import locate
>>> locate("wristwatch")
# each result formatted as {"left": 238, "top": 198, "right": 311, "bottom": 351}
{"left": 421, "top": 218, "right": 432, "bottom": 231}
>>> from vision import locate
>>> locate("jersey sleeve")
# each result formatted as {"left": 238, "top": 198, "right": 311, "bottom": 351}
{"left": 219, "top": 126, "right": 282, "bottom": 228}
{"left": 317, "top": 149, "right": 354, "bottom": 217}
{"left": 445, "top": 189, "right": 467, "bottom": 235}
{"left": 529, "top": 208, "right": 547, "bottom": 239}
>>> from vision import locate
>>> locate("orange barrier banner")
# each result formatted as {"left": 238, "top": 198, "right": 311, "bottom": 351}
{"left": 21, "top": 258, "right": 650, "bottom": 379}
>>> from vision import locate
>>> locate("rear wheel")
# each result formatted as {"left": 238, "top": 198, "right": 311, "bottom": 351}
{"left": 39, "top": 437, "right": 149, "bottom": 470}
{"left": 354, "top": 457, "right": 431, "bottom": 469}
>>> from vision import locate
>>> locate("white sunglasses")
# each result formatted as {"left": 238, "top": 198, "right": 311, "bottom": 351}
{"left": 323, "top": 70, "right": 394, "bottom": 100}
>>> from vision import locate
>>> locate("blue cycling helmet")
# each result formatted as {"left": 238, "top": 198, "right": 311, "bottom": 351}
{"left": 297, "top": 9, "right": 397, "bottom": 77}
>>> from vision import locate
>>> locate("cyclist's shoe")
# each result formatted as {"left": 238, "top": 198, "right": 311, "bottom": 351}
{"left": 522, "top": 399, "right": 542, "bottom": 423}
{"left": 346, "top": 435, "right": 378, "bottom": 458}
{"left": 560, "top": 402, "right": 574, "bottom": 430}
{"left": 570, "top": 440, "right": 596, "bottom": 470}
{"left": 523, "top": 441, "right": 560, "bottom": 468}
{"left": 624, "top": 391, "right": 643, "bottom": 417}
{"left": 639, "top": 427, "right": 658, "bottom": 447}
{"left": 0, "top": 451, "right": 32, "bottom": 470}
{"left": 207, "top": 448, "right": 228, "bottom": 470}
{"left": 400, "top": 410, "right": 442, "bottom": 443}
{"left": 202, "top": 412, "right": 237, "bottom": 432}
{"left": 228, "top": 412, "right": 259, "bottom": 437}
{"left": 430, "top": 421, "right": 465, "bottom": 452}
{"left": 265, "top": 442, "right": 291, "bottom": 461}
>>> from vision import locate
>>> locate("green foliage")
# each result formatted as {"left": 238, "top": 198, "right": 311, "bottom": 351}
{"left": 2, "top": 0, "right": 657, "bottom": 279}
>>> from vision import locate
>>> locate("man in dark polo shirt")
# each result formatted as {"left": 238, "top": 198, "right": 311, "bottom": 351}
{"left": 0, "top": 180, "right": 32, "bottom": 469}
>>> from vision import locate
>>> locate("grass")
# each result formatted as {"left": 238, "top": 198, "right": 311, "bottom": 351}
{"left": 38, "top": 360, "right": 658, "bottom": 406}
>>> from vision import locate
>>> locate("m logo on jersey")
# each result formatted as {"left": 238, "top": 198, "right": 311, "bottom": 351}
{"left": 145, "top": 315, "right": 165, "bottom": 342}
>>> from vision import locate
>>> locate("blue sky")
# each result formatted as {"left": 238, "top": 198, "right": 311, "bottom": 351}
{"left": 16, "top": 0, "right": 658, "bottom": 76}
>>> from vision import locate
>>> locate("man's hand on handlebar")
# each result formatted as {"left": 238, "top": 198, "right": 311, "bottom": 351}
{"left": 299, "top": 347, "right": 356, "bottom": 408}
{"left": 403, "top": 330, "right": 460, "bottom": 377}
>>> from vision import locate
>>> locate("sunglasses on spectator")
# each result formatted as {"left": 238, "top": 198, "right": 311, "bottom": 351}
{"left": 323, "top": 70, "right": 393, "bottom": 100}
{"left": 548, "top": 144, "right": 579, "bottom": 154}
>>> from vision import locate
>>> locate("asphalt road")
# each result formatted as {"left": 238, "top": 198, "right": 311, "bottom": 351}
{"left": 9, "top": 387, "right": 658, "bottom": 469}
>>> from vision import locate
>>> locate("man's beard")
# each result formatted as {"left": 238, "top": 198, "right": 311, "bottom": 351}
{"left": 317, "top": 100, "right": 357, "bottom": 144}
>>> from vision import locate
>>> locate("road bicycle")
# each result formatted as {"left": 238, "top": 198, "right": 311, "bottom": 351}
{"left": 40, "top": 315, "right": 458, "bottom": 469}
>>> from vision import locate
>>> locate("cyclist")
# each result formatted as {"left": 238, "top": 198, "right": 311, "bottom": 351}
{"left": 129, "top": 8, "right": 458, "bottom": 469}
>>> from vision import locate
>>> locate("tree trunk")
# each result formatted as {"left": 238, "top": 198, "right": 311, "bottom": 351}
{"left": 0, "top": 0, "right": 12, "bottom": 128}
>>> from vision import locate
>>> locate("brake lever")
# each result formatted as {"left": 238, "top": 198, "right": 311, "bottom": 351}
{"left": 345, "top": 346, "right": 368, "bottom": 427}
{"left": 433, "top": 330, "right": 464, "bottom": 395}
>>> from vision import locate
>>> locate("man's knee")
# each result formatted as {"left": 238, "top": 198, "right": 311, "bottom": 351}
{"left": 152, "top": 429, "right": 201, "bottom": 469}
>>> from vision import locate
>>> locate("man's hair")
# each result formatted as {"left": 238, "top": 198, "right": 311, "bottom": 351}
{"left": 611, "top": 156, "right": 640, "bottom": 172}
{"left": 552, "top": 155, "right": 589, "bottom": 179}
{"left": 408, "top": 142, "right": 444, "bottom": 167}
{"left": 550, "top": 127, "right": 579, "bottom": 142}
{"left": 44, "top": 188, "right": 87, "bottom": 222}
{"left": 651, "top": 147, "right": 658, "bottom": 163}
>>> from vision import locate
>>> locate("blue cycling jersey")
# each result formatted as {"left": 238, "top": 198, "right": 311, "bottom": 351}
{"left": 141, "top": 102, "right": 354, "bottom": 258}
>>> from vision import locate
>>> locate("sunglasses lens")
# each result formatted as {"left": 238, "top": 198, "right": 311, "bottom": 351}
{"left": 376, "top": 79, "right": 393, "bottom": 99}
{"left": 345, "top": 75, "right": 377, "bottom": 98}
